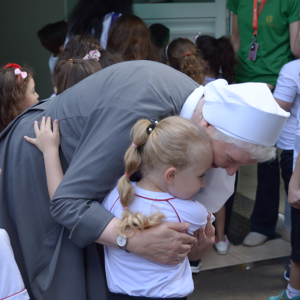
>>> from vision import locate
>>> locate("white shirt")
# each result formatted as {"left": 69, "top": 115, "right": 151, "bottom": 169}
{"left": 274, "top": 59, "right": 300, "bottom": 150}
{"left": 0, "top": 229, "right": 30, "bottom": 300}
{"left": 102, "top": 183, "right": 214, "bottom": 298}
{"left": 48, "top": 54, "right": 58, "bottom": 75}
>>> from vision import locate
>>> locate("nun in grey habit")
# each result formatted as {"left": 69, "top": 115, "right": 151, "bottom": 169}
{"left": 0, "top": 60, "right": 206, "bottom": 299}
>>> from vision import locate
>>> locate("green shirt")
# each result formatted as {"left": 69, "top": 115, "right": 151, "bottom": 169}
{"left": 227, "top": 0, "right": 300, "bottom": 85}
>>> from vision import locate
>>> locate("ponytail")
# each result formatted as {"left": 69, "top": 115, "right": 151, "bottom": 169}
{"left": 117, "top": 119, "right": 165, "bottom": 237}
{"left": 217, "top": 37, "right": 236, "bottom": 84}
{"left": 196, "top": 35, "right": 237, "bottom": 84}
{"left": 166, "top": 38, "right": 205, "bottom": 85}
{"left": 180, "top": 52, "right": 205, "bottom": 85}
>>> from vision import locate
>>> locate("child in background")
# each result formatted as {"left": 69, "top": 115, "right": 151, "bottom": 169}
{"left": 195, "top": 34, "right": 237, "bottom": 256}
{"left": 195, "top": 35, "right": 236, "bottom": 84}
{"left": 37, "top": 21, "right": 68, "bottom": 74}
{"left": 59, "top": 35, "right": 123, "bottom": 66}
{"left": 149, "top": 23, "right": 170, "bottom": 61}
{"left": 0, "top": 63, "right": 39, "bottom": 132}
{"left": 107, "top": 14, "right": 154, "bottom": 61}
{"left": 162, "top": 38, "right": 205, "bottom": 85}
{"left": 51, "top": 35, "right": 122, "bottom": 96}
{"left": 25, "top": 115, "right": 214, "bottom": 300}
{"left": 267, "top": 59, "right": 300, "bottom": 300}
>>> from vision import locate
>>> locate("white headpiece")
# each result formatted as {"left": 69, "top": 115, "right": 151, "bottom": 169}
{"left": 203, "top": 79, "right": 290, "bottom": 146}
{"left": 181, "top": 79, "right": 290, "bottom": 146}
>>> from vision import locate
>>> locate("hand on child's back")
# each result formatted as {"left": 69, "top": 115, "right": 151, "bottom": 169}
{"left": 24, "top": 116, "right": 60, "bottom": 154}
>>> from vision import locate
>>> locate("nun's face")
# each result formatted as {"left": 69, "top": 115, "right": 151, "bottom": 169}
{"left": 209, "top": 138, "right": 257, "bottom": 176}
{"left": 196, "top": 118, "right": 258, "bottom": 176}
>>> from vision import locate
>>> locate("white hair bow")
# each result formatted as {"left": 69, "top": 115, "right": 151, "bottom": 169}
{"left": 83, "top": 50, "right": 101, "bottom": 61}
{"left": 14, "top": 68, "right": 27, "bottom": 79}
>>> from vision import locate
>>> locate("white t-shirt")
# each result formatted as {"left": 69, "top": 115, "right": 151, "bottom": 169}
{"left": 48, "top": 54, "right": 58, "bottom": 75}
{"left": 274, "top": 59, "right": 300, "bottom": 150}
{"left": 0, "top": 229, "right": 30, "bottom": 300}
{"left": 102, "top": 182, "right": 214, "bottom": 298}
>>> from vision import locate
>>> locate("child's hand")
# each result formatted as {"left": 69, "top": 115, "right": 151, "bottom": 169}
{"left": 24, "top": 117, "right": 60, "bottom": 154}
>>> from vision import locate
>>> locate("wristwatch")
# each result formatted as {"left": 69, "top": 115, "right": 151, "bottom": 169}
{"left": 116, "top": 234, "right": 129, "bottom": 252}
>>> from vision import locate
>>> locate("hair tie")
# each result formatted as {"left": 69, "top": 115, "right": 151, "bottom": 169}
{"left": 69, "top": 59, "right": 73, "bottom": 62}
{"left": 185, "top": 52, "right": 190, "bottom": 57}
{"left": 147, "top": 121, "right": 158, "bottom": 134}
{"left": 132, "top": 143, "right": 138, "bottom": 148}
{"left": 123, "top": 207, "right": 128, "bottom": 210}
{"left": 124, "top": 173, "right": 130, "bottom": 178}
{"left": 83, "top": 50, "right": 101, "bottom": 61}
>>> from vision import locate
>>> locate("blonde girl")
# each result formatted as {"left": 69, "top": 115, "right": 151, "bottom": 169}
{"left": 25, "top": 115, "right": 213, "bottom": 300}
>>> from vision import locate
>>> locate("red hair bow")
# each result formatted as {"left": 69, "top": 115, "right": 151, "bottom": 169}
{"left": 3, "top": 63, "right": 22, "bottom": 69}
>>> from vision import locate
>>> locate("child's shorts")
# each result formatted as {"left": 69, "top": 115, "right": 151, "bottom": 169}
{"left": 107, "top": 292, "right": 187, "bottom": 300}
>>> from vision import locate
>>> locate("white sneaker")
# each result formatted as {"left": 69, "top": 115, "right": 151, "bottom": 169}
{"left": 189, "top": 259, "right": 202, "bottom": 273}
{"left": 214, "top": 235, "right": 229, "bottom": 254}
{"left": 243, "top": 232, "right": 268, "bottom": 247}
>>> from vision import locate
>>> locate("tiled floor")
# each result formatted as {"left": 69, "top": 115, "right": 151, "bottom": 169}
{"left": 200, "top": 164, "right": 290, "bottom": 273}
{"left": 200, "top": 238, "right": 291, "bottom": 272}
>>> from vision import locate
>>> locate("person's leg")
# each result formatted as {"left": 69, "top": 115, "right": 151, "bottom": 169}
{"left": 280, "top": 150, "right": 293, "bottom": 242}
{"left": 215, "top": 205, "right": 226, "bottom": 242}
{"left": 250, "top": 156, "right": 280, "bottom": 237}
{"left": 268, "top": 206, "right": 300, "bottom": 300}
{"left": 224, "top": 171, "right": 238, "bottom": 235}
{"left": 214, "top": 205, "right": 230, "bottom": 254}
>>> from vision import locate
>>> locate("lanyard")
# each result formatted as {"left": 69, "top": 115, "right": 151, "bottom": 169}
{"left": 253, "top": 0, "right": 267, "bottom": 35}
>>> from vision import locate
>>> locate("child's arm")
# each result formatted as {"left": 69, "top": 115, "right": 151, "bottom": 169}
{"left": 288, "top": 154, "right": 300, "bottom": 209}
{"left": 24, "top": 116, "right": 63, "bottom": 200}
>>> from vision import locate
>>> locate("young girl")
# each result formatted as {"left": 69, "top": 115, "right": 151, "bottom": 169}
{"left": 25, "top": 116, "right": 214, "bottom": 300}
{"left": 161, "top": 38, "right": 205, "bottom": 85}
{"left": 195, "top": 35, "right": 237, "bottom": 85}
{"left": 52, "top": 47, "right": 121, "bottom": 95}
{"left": 0, "top": 63, "right": 39, "bottom": 132}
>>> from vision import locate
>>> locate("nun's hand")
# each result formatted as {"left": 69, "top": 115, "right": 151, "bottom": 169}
{"left": 24, "top": 117, "right": 60, "bottom": 154}
{"left": 126, "top": 222, "right": 197, "bottom": 265}
{"left": 187, "top": 214, "right": 215, "bottom": 261}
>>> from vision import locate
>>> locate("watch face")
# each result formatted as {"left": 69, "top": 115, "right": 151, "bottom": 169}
{"left": 116, "top": 235, "right": 127, "bottom": 247}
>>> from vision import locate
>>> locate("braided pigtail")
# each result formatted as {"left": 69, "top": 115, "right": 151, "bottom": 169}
{"left": 117, "top": 119, "right": 165, "bottom": 237}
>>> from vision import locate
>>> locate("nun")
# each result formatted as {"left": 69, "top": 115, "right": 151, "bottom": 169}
{"left": 0, "top": 60, "right": 289, "bottom": 300}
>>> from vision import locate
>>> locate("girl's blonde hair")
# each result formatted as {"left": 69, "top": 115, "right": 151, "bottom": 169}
{"left": 117, "top": 116, "right": 210, "bottom": 237}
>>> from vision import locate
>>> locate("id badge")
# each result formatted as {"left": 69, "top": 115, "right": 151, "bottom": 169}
{"left": 247, "top": 43, "right": 259, "bottom": 61}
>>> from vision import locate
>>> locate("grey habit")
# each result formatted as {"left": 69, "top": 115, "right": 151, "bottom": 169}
{"left": 0, "top": 61, "right": 198, "bottom": 299}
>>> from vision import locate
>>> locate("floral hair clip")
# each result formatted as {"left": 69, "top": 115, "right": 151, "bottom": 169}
{"left": 83, "top": 50, "right": 101, "bottom": 61}
{"left": 192, "top": 32, "right": 201, "bottom": 43}
{"left": 14, "top": 68, "right": 27, "bottom": 79}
